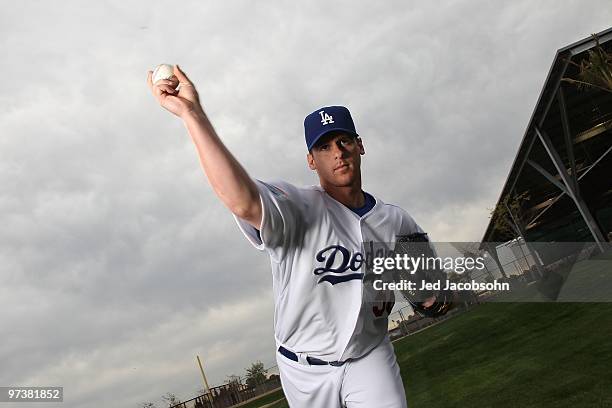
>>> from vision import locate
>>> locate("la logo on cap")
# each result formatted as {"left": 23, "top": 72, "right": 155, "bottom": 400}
{"left": 319, "top": 110, "right": 335, "bottom": 125}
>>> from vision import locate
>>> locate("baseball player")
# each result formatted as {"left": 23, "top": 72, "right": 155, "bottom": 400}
{"left": 147, "top": 65, "right": 451, "bottom": 407}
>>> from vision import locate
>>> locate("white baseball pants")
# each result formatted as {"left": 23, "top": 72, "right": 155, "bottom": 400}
{"left": 276, "top": 337, "right": 407, "bottom": 408}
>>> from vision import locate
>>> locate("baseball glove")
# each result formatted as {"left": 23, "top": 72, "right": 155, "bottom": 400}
{"left": 394, "top": 232, "right": 454, "bottom": 318}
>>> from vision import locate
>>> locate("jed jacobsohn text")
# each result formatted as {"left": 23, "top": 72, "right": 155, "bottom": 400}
{"left": 373, "top": 279, "right": 510, "bottom": 292}
{"left": 372, "top": 254, "right": 485, "bottom": 274}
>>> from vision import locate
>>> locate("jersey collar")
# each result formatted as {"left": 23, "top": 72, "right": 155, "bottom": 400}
{"left": 314, "top": 186, "right": 381, "bottom": 220}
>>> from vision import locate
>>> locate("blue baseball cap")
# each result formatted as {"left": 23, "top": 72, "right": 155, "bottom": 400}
{"left": 304, "top": 106, "right": 358, "bottom": 151}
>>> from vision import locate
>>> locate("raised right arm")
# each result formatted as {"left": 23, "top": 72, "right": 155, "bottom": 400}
{"left": 147, "top": 65, "right": 261, "bottom": 229}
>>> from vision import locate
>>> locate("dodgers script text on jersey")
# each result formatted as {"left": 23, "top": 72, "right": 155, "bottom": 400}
{"left": 234, "top": 180, "right": 426, "bottom": 362}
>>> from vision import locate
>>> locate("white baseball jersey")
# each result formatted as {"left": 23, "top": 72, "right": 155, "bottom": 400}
{"left": 234, "top": 179, "right": 425, "bottom": 362}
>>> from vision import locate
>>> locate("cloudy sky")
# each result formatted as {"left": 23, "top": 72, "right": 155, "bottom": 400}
{"left": 1, "top": 1, "right": 611, "bottom": 407}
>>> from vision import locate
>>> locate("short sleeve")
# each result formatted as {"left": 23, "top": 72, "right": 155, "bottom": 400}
{"left": 233, "top": 179, "right": 305, "bottom": 262}
{"left": 398, "top": 210, "right": 424, "bottom": 237}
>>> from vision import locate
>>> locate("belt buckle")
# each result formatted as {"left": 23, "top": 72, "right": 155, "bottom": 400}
{"left": 296, "top": 352, "right": 310, "bottom": 365}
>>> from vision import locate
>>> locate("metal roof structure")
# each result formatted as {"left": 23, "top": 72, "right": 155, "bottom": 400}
{"left": 482, "top": 27, "right": 612, "bottom": 246}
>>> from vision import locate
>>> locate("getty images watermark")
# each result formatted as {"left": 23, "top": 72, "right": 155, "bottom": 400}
{"left": 362, "top": 241, "right": 612, "bottom": 303}
{"left": 370, "top": 252, "right": 510, "bottom": 292}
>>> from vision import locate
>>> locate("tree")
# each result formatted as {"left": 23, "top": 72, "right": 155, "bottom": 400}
{"left": 161, "top": 392, "right": 181, "bottom": 407}
{"left": 245, "top": 361, "right": 267, "bottom": 388}
{"left": 226, "top": 375, "right": 241, "bottom": 387}
{"left": 562, "top": 34, "right": 612, "bottom": 93}
{"left": 489, "top": 191, "right": 530, "bottom": 241}
{"left": 140, "top": 403, "right": 157, "bottom": 408}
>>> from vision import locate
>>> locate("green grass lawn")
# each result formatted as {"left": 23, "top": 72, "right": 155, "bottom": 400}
{"left": 235, "top": 388, "right": 285, "bottom": 408}
{"left": 262, "top": 399, "right": 289, "bottom": 408}
{"left": 395, "top": 302, "right": 612, "bottom": 407}
{"left": 247, "top": 302, "right": 612, "bottom": 407}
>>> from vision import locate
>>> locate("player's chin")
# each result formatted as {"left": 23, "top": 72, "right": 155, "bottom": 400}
{"left": 333, "top": 164, "right": 354, "bottom": 176}
{"left": 331, "top": 173, "right": 356, "bottom": 187}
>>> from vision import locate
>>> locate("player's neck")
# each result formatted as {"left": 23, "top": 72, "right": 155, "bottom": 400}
{"left": 321, "top": 181, "right": 364, "bottom": 208}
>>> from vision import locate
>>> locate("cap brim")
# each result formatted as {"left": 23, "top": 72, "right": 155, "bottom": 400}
{"left": 307, "top": 128, "right": 359, "bottom": 151}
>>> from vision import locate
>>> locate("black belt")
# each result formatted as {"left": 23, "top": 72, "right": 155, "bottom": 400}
{"left": 278, "top": 346, "right": 347, "bottom": 367}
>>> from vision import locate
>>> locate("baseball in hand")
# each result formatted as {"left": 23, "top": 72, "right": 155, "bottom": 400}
{"left": 152, "top": 64, "right": 176, "bottom": 84}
